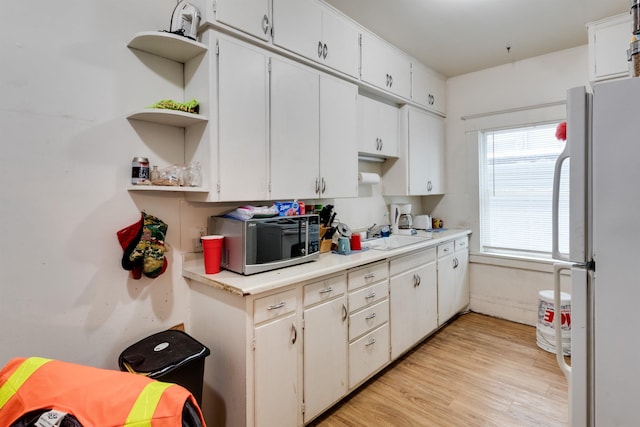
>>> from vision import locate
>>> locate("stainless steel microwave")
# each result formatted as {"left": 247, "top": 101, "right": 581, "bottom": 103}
{"left": 208, "top": 214, "right": 320, "bottom": 275}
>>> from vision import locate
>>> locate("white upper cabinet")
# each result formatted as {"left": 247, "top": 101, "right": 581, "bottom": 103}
{"left": 270, "top": 58, "right": 320, "bottom": 200}
{"left": 360, "top": 31, "right": 411, "bottom": 99}
{"left": 196, "top": 0, "right": 273, "bottom": 41}
{"left": 319, "top": 75, "right": 358, "bottom": 198}
{"left": 217, "top": 37, "right": 270, "bottom": 201}
{"left": 358, "top": 95, "right": 399, "bottom": 158}
{"left": 588, "top": 13, "right": 632, "bottom": 83}
{"left": 382, "top": 105, "right": 445, "bottom": 196}
{"left": 270, "top": 58, "right": 358, "bottom": 200}
{"left": 272, "top": 0, "right": 360, "bottom": 78}
{"left": 411, "top": 61, "right": 446, "bottom": 116}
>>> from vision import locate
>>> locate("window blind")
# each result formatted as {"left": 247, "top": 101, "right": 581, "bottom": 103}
{"left": 480, "top": 123, "right": 569, "bottom": 258}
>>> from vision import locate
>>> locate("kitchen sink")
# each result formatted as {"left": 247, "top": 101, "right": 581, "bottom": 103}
{"left": 361, "top": 234, "right": 431, "bottom": 251}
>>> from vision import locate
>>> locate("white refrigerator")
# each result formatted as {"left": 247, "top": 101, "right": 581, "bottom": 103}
{"left": 552, "top": 77, "right": 640, "bottom": 426}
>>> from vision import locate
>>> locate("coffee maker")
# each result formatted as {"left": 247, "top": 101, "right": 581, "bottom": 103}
{"left": 390, "top": 203, "right": 415, "bottom": 235}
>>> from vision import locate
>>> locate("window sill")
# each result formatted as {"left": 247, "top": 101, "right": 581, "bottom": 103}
{"left": 469, "top": 252, "right": 557, "bottom": 273}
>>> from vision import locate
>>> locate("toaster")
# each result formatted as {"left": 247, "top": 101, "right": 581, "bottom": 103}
{"left": 413, "top": 214, "right": 432, "bottom": 230}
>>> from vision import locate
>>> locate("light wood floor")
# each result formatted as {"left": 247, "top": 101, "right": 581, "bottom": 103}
{"left": 311, "top": 312, "right": 569, "bottom": 427}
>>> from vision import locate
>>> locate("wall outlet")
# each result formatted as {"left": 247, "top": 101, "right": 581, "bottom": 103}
{"left": 193, "top": 226, "right": 206, "bottom": 252}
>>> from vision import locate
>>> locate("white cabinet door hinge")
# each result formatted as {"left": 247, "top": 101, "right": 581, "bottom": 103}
{"left": 301, "top": 403, "right": 306, "bottom": 415}
{"left": 251, "top": 337, "right": 256, "bottom": 351}
{"left": 212, "top": 0, "right": 217, "bottom": 15}
{"left": 215, "top": 40, "right": 220, "bottom": 55}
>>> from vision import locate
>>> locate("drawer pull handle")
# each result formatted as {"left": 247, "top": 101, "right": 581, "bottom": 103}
{"left": 365, "top": 312, "right": 377, "bottom": 320}
{"left": 342, "top": 304, "right": 348, "bottom": 321}
{"left": 365, "top": 338, "right": 376, "bottom": 347}
{"left": 319, "top": 286, "right": 334, "bottom": 294}
{"left": 365, "top": 292, "right": 376, "bottom": 300}
{"left": 267, "top": 301, "right": 286, "bottom": 310}
{"left": 364, "top": 273, "right": 375, "bottom": 280}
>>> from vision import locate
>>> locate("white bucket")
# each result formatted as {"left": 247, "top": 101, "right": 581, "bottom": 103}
{"left": 536, "top": 290, "right": 571, "bottom": 355}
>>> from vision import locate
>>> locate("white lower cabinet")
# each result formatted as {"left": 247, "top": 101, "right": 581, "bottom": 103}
{"left": 347, "top": 261, "right": 390, "bottom": 388}
{"left": 389, "top": 248, "right": 438, "bottom": 359}
{"left": 303, "top": 275, "right": 348, "bottom": 423}
{"left": 254, "top": 289, "right": 300, "bottom": 427}
{"left": 437, "top": 237, "right": 470, "bottom": 325}
{"left": 188, "top": 234, "right": 470, "bottom": 427}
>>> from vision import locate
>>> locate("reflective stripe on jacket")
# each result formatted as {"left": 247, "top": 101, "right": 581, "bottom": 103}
{"left": 0, "top": 357, "right": 205, "bottom": 427}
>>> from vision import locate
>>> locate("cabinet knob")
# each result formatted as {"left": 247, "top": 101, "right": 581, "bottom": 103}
{"left": 318, "top": 41, "right": 323, "bottom": 58}
{"left": 322, "top": 43, "right": 328, "bottom": 59}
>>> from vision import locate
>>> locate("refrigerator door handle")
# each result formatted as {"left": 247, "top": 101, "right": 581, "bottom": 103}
{"left": 552, "top": 143, "right": 570, "bottom": 261}
{"left": 553, "top": 261, "right": 572, "bottom": 380}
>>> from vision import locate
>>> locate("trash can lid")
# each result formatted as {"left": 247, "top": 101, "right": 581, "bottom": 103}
{"left": 119, "top": 329, "right": 210, "bottom": 379}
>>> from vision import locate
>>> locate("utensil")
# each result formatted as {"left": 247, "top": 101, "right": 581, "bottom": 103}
{"left": 336, "top": 222, "right": 352, "bottom": 237}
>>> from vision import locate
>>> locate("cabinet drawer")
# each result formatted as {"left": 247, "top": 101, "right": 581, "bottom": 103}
{"left": 304, "top": 274, "right": 346, "bottom": 307}
{"left": 437, "top": 241, "right": 454, "bottom": 257}
{"left": 349, "top": 299, "right": 389, "bottom": 341}
{"left": 390, "top": 247, "right": 436, "bottom": 276}
{"left": 349, "top": 323, "right": 390, "bottom": 388}
{"left": 254, "top": 289, "right": 297, "bottom": 325}
{"left": 348, "top": 261, "right": 388, "bottom": 291}
{"left": 348, "top": 281, "right": 388, "bottom": 313}
{"left": 455, "top": 237, "right": 468, "bottom": 251}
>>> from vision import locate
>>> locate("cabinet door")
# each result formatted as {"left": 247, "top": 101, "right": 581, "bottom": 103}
{"left": 270, "top": 58, "right": 320, "bottom": 199}
{"left": 254, "top": 313, "right": 299, "bottom": 427}
{"left": 408, "top": 108, "right": 444, "bottom": 195}
{"left": 218, "top": 38, "right": 269, "bottom": 201}
{"left": 214, "top": 0, "right": 272, "bottom": 41}
{"left": 377, "top": 101, "right": 400, "bottom": 157}
{"left": 319, "top": 75, "right": 358, "bottom": 198}
{"left": 358, "top": 96, "right": 399, "bottom": 158}
{"left": 412, "top": 61, "right": 447, "bottom": 115}
{"left": 320, "top": 8, "right": 360, "bottom": 77}
{"left": 272, "top": 0, "right": 322, "bottom": 62}
{"left": 588, "top": 14, "right": 632, "bottom": 82}
{"left": 437, "top": 251, "right": 456, "bottom": 325}
{"left": 360, "top": 32, "right": 411, "bottom": 99}
{"left": 303, "top": 296, "right": 348, "bottom": 423}
{"left": 452, "top": 247, "right": 470, "bottom": 315}
{"left": 390, "top": 260, "right": 437, "bottom": 359}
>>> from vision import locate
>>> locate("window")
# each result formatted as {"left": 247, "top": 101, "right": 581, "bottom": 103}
{"left": 479, "top": 123, "right": 569, "bottom": 258}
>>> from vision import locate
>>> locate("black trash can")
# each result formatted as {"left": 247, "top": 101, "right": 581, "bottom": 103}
{"left": 118, "top": 329, "right": 210, "bottom": 406}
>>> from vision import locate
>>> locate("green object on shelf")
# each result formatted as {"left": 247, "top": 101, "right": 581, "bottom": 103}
{"left": 147, "top": 98, "right": 199, "bottom": 114}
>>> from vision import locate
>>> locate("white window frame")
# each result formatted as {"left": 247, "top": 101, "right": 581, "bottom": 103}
{"left": 463, "top": 102, "right": 567, "bottom": 262}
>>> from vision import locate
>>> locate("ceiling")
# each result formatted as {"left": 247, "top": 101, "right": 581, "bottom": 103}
{"left": 324, "top": 0, "right": 630, "bottom": 78}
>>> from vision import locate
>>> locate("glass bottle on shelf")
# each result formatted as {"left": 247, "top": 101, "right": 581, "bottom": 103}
{"left": 150, "top": 165, "right": 160, "bottom": 185}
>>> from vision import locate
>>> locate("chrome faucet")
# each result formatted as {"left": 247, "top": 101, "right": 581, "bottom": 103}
{"left": 366, "top": 223, "right": 380, "bottom": 240}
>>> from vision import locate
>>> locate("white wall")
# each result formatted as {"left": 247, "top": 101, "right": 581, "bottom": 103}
{"left": 435, "top": 46, "right": 590, "bottom": 325}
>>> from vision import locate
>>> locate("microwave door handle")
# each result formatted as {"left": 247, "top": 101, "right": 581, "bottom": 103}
{"left": 552, "top": 142, "right": 570, "bottom": 261}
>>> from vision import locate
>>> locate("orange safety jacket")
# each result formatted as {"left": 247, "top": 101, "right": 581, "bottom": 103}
{"left": 0, "top": 357, "right": 205, "bottom": 427}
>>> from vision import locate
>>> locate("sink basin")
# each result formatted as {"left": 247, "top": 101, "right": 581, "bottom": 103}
{"left": 361, "top": 234, "right": 431, "bottom": 251}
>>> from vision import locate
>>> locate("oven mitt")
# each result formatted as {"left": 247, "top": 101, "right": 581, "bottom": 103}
{"left": 117, "top": 215, "right": 144, "bottom": 280}
{"left": 118, "top": 212, "right": 168, "bottom": 279}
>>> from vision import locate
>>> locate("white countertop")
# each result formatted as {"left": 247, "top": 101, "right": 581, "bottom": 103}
{"left": 182, "top": 229, "right": 471, "bottom": 296}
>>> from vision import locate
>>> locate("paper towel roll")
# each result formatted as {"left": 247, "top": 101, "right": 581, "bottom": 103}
{"left": 358, "top": 172, "right": 380, "bottom": 184}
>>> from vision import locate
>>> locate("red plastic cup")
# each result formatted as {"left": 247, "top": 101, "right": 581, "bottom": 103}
{"left": 201, "top": 235, "right": 224, "bottom": 274}
{"left": 350, "top": 234, "right": 361, "bottom": 251}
